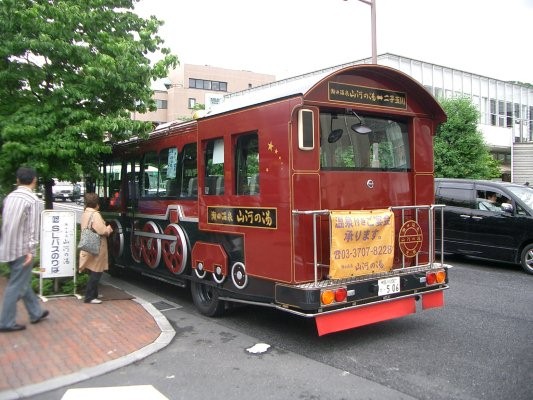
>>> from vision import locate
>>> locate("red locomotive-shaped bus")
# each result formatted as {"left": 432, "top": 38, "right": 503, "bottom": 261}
{"left": 96, "top": 64, "right": 450, "bottom": 335}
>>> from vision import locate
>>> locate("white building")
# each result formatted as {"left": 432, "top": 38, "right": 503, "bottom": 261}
{"left": 374, "top": 53, "right": 532, "bottom": 183}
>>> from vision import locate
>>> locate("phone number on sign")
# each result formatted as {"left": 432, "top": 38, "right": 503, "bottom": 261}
{"left": 333, "top": 245, "right": 393, "bottom": 260}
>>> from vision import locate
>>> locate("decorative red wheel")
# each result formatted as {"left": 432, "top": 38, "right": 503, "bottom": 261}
{"left": 107, "top": 219, "right": 124, "bottom": 259}
{"left": 162, "top": 224, "right": 188, "bottom": 275}
{"left": 141, "top": 221, "right": 161, "bottom": 269}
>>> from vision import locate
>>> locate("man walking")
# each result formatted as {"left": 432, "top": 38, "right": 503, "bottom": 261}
{"left": 0, "top": 166, "right": 49, "bottom": 332}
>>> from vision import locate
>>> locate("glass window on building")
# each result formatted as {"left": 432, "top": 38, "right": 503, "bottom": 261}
{"left": 188, "top": 98, "right": 196, "bottom": 109}
{"left": 490, "top": 99, "right": 497, "bottom": 126}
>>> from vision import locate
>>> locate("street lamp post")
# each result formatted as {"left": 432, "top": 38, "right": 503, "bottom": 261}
{"left": 344, "top": 0, "right": 377, "bottom": 64}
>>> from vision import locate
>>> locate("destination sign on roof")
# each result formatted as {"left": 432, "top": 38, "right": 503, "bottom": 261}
{"left": 329, "top": 82, "right": 407, "bottom": 110}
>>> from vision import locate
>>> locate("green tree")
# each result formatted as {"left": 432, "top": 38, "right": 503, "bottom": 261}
{"left": 0, "top": 0, "right": 177, "bottom": 207}
{"left": 435, "top": 97, "right": 500, "bottom": 179}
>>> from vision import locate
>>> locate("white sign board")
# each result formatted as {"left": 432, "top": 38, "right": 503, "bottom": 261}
{"left": 40, "top": 210, "right": 77, "bottom": 278}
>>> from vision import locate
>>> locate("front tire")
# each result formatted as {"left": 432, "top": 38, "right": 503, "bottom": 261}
{"left": 190, "top": 281, "right": 225, "bottom": 317}
{"left": 520, "top": 244, "right": 533, "bottom": 275}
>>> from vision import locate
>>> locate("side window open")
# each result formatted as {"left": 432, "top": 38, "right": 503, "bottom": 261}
{"left": 475, "top": 188, "right": 510, "bottom": 212}
{"left": 126, "top": 159, "right": 140, "bottom": 206}
{"left": 141, "top": 151, "right": 159, "bottom": 198}
{"left": 159, "top": 147, "right": 178, "bottom": 197}
{"left": 180, "top": 143, "right": 198, "bottom": 198}
{"left": 204, "top": 138, "right": 224, "bottom": 195}
{"left": 235, "top": 133, "right": 259, "bottom": 195}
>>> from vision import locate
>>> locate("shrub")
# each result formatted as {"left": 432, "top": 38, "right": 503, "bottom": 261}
{"left": 1, "top": 263, "right": 88, "bottom": 296}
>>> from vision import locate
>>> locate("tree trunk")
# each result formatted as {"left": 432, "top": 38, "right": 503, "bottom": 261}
{"left": 43, "top": 179, "right": 54, "bottom": 210}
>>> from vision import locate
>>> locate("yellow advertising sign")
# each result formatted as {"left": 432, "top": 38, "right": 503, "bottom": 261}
{"left": 329, "top": 210, "right": 395, "bottom": 279}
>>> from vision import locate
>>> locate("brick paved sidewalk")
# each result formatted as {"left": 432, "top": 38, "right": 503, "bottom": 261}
{"left": 0, "top": 277, "right": 161, "bottom": 394}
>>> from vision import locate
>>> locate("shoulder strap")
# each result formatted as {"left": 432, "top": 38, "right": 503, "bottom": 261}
{"left": 86, "top": 212, "right": 96, "bottom": 229}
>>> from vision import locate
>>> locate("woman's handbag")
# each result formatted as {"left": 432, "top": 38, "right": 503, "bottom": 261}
{"left": 78, "top": 212, "right": 101, "bottom": 255}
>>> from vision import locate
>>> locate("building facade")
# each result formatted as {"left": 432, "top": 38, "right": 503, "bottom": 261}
{"left": 133, "top": 64, "right": 276, "bottom": 125}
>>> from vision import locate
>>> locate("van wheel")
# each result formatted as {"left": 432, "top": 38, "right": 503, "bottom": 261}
{"left": 190, "top": 281, "right": 225, "bottom": 317}
{"left": 520, "top": 244, "right": 533, "bottom": 275}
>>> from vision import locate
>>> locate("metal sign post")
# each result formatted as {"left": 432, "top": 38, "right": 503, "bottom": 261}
{"left": 39, "top": 210, "right": 81, "bottom": 300}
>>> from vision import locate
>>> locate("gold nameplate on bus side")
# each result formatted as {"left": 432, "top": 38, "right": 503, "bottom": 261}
{"left": 207, "top": 206, "right": 277, "bottom": 229}
{"left": 328, "top": 82, "right": 407, "bottom": 110}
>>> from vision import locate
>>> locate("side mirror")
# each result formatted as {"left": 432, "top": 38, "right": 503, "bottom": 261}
{"left": 501, "top": 202, "right": 513, "bottom": 214}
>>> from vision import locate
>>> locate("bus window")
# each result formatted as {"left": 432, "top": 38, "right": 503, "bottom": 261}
{"left": 204, "top": 138, "right": 224, "bottom": 195}
{"left": 142, "top": 151, "right": 159, "bottom": 197}
{"left": 97, "top": 159, "right": 122, "bottom": 202}
{"left": 163, "top": 147, "right": 179, "bottom": 197}
{"left": 180, "top": 143, "right": 198, "bottom": 198}
{"left": 126, "top": 160, "right": 140, "bottom": 205}
{"left": 235, "top": 133, "right": 259, "bottom": 195}
{"left": 320, "top": 111, "right": 410, "bottom": 171}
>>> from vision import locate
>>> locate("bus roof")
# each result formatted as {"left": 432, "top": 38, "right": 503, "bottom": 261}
{"left": 206, "top": 69, "right": 332, "bottom": 117}
{"left": 205, "top": 64, "right": 445, "bottom": 123}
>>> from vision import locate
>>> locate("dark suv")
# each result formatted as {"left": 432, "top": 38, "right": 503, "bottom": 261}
{"left": 435, "top": 178, "right": 533, "bottom": 274}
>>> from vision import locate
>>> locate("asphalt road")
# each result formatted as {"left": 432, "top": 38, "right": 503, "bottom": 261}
{"left": 30, "top": 209, "right": 533, "bottom": 400}
{"left": 188, "top": 256, "right": 533, "bottom": 400}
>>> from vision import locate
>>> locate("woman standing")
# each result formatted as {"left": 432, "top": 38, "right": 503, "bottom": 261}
{"left": 79, "top": 193, "right": 113, "bottom": 304}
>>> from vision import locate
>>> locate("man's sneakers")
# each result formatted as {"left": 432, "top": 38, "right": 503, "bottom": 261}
{"left": 0, "top": 324, "right": 26, "bottom": 333}
{"left": 88, "top": 299, "right": 102, "bottom": 304}
{"left": 31, "top": 310, "right": 50, "bottom": 324}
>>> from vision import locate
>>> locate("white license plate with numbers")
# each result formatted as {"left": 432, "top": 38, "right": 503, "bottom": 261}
{"left": 378, "top": 276, "right": 400, "bottom": 296}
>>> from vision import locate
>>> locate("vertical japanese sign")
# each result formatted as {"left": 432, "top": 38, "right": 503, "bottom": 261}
{"left": 167, "top": 147, "right": 177, "bottom": 179}
{"left": 329, "top": 209, "right": 395, "bottom": 279}
{"left": 40, "top": 210, "right": 76, "bottom": 278}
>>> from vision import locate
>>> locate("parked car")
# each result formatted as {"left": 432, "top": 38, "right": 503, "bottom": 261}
{"left": 52, "top": 181, "right": 81, "bottom": 202}
{"left": 435, "top": 178, "right": 533, "bottom": 274}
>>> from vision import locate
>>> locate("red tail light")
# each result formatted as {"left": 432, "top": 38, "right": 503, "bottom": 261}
{"left": 426, "top": 269, "right": 446, "bottom": 286}
{"left": 335, "top": 287, "right": 347, "bottom": 302}
{"left": 321, "top": 287, "right": 348, "bottom": 306}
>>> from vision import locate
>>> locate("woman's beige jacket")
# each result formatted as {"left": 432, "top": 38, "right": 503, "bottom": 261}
{"left": 79, "top": 208, "right": 112, "bottom": 273}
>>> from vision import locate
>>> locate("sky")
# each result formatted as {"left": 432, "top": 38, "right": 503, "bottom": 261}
{"left": 134, "top": 0, "right": 533, "bottom": 84}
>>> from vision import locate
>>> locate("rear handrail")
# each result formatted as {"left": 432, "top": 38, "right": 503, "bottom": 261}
{"left": 292, "top": 205, "right": 446, "bottom": 285}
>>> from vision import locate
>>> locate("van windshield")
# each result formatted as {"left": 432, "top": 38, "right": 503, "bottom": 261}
{"left": 320, "top": 111, "right": 410, "bottom": 171}
{"left": 507, "top": 186, "right": 533, "bottom": 210}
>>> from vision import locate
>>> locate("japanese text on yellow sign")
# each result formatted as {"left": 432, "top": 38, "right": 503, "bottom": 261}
{"left": 329, "top": 210, "right": 395, "bottom": 279}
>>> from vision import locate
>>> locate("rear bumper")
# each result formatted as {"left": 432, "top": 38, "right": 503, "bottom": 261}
{"left": 275, "top": 265, "right": 449, "bottom": 311}
{"left": 273, "top": 264, "right": 449, "bottom": 334}
{"left": 314, "top": 290, "right": 444, "bottom": 335}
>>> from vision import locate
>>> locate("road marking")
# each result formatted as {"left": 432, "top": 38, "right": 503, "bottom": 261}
{"left": 61, "top": 385, "right": 169, "bottom": 400}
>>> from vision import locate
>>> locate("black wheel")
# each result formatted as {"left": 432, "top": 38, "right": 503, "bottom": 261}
{"left": 520, "top": 243, "right": 533, "bottom": 275}
{"left": 190, "top": 281, "right": 225, "bottom": 317}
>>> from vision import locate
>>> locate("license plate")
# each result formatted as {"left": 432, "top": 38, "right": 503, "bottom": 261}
{"left": 378, "top": 276, "right": 400, "bottom": 296}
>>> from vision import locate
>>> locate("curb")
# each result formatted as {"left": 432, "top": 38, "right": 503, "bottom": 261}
{"left": 0, "top": 297, "right": 175, "bottom": 400}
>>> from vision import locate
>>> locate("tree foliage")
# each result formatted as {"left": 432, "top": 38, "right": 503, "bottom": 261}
{"left": 434, "top": 97, "right": 500, "bottom": 179}
{"left": 0, "top": 0, "right": 177, "bottom": 202}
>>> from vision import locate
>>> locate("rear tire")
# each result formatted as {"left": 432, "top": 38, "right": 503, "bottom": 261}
{"left": 191, "top": 281, "right": 225, "bottom": 317}
{"left": 520, "top": 244, "right": 533, "bottom": 275}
